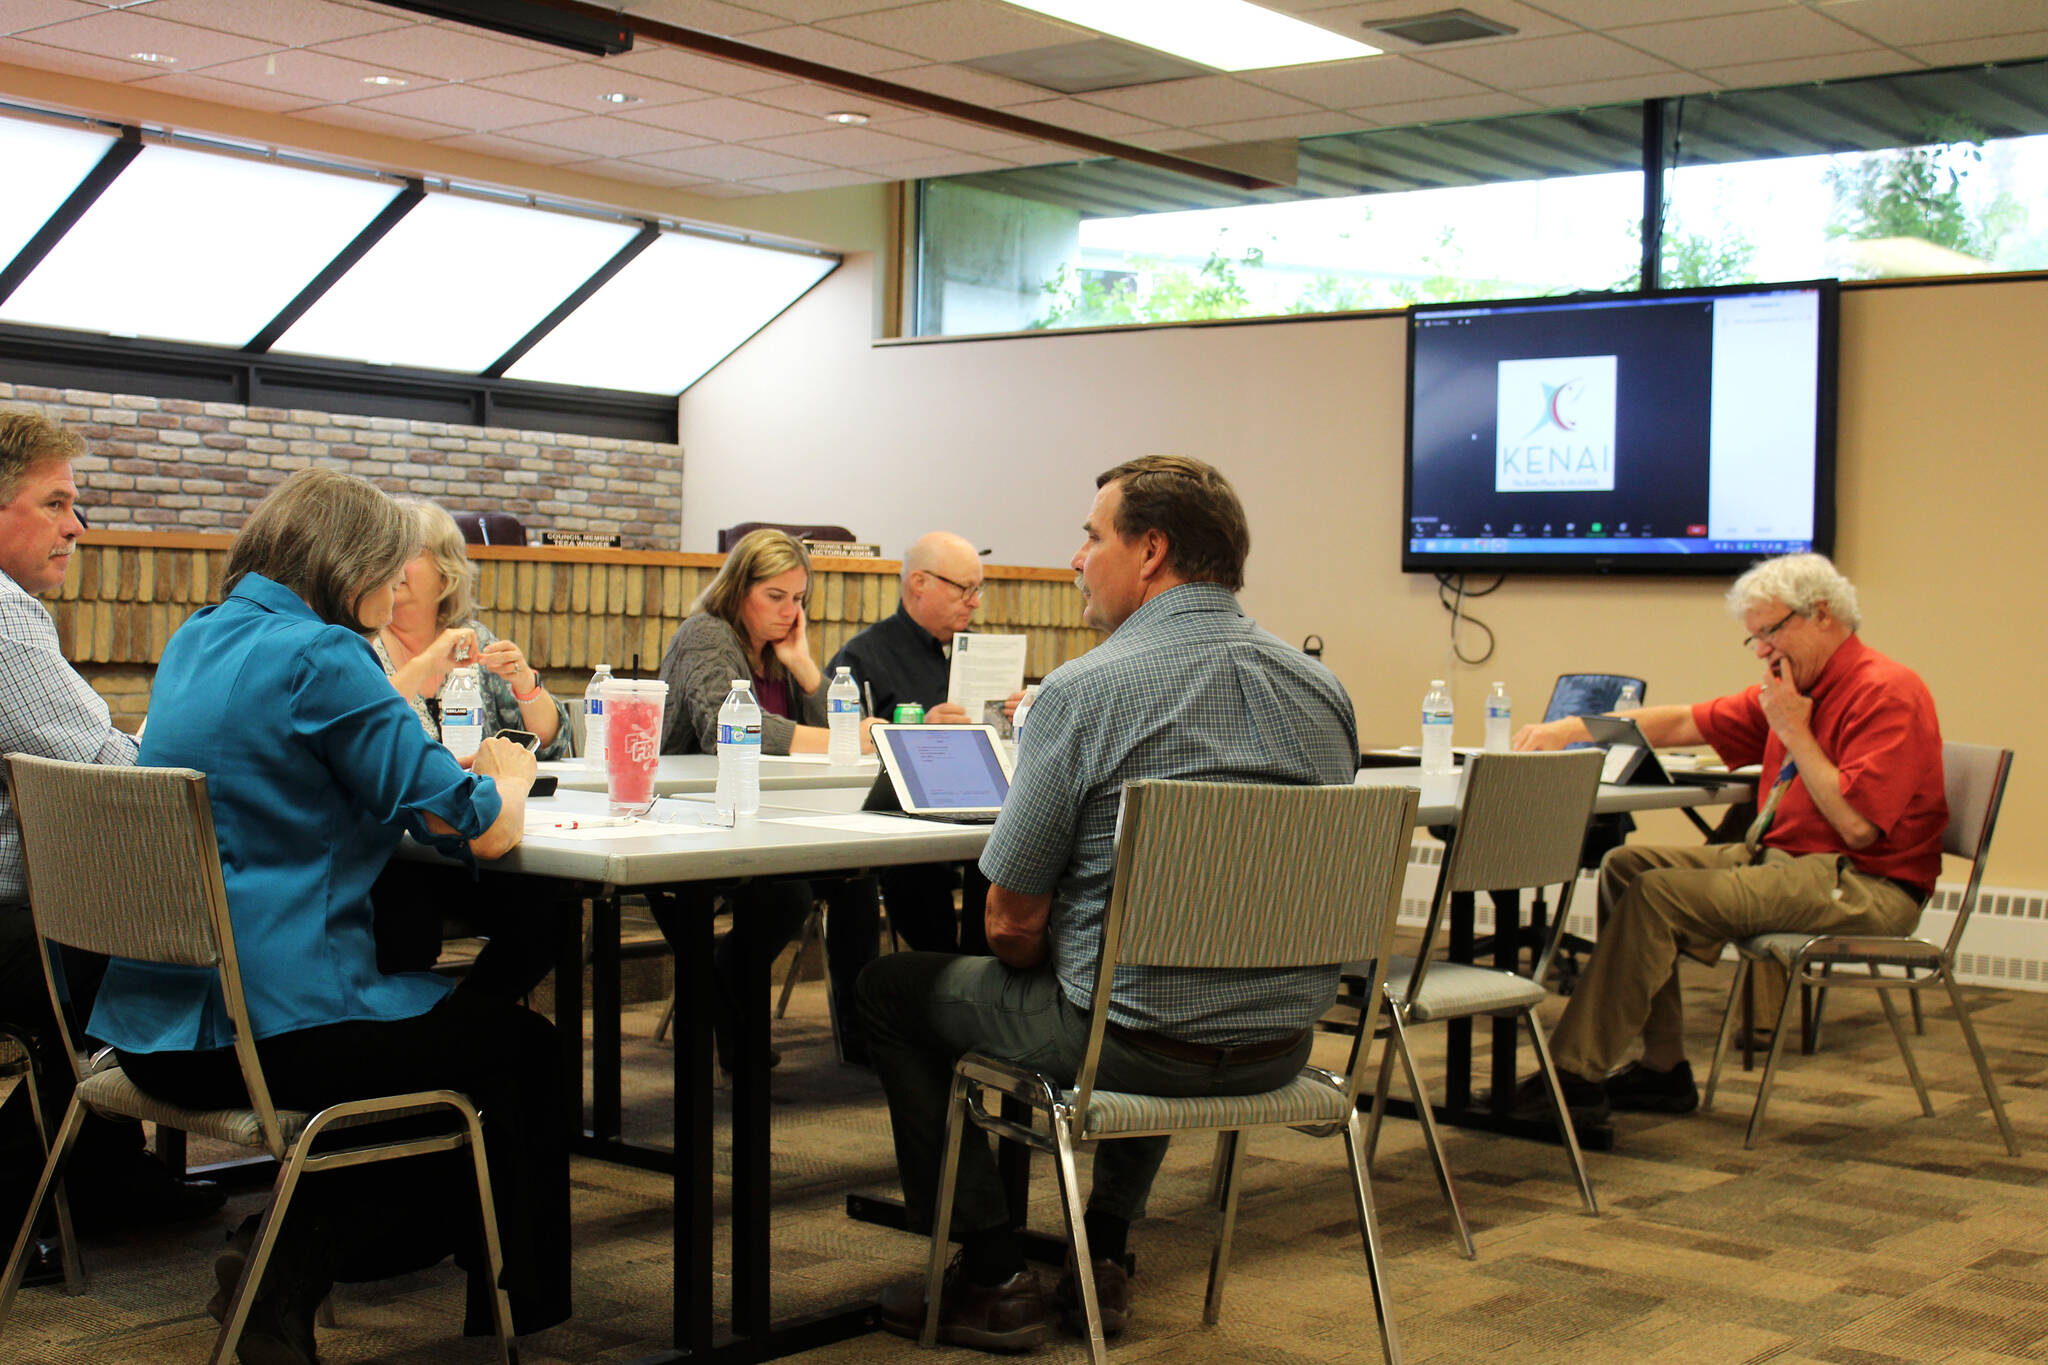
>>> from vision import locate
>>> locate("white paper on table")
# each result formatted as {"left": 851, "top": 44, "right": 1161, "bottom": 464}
{"left": 522, "top": 817, "right": 688, "bottom": 841}
{"left": 762, "top": 752, "right": 877, "bottom": 766}
{"left": 769, "top": 813, "right": 931, "bottom": 835}
{"left": 946, "top": 632, "right": 1027, "bottom": 720}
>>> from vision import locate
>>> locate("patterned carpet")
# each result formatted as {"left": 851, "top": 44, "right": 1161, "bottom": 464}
{"left": 7, "top": 946, "right": 2048, "bottom": 1365}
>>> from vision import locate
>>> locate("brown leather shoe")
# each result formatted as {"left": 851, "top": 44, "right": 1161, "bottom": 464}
{"left": 878, "top": 1254, "right": 1051, "bottom": 1353}
{"left": 1049, "top": 1253, "right": 1131, "bottom": 1337}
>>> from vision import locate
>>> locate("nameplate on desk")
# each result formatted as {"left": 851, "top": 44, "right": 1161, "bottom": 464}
{"left": 802, "top": 539, "right": 881, "bottom": 557}
{"left": 541, "top": 531, "right": 623, "bottom": 548}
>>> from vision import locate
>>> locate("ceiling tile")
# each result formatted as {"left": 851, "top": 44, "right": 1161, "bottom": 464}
{"left": 619, "top": 95, "right": 825, "bottom": 140}
{"left": 429, "top": 131, "right": 594, "bottom": 165}
{"left": 819, "top": 1, "right": 1088, "bottom": 64}
{"left": 981, "top": 138, "right": 1091, "bottom": 166}
{"left": 310, "top": 24, "right": 554, "bottom": 82}
{"left": 744, "top": 81, "right": 923, "bottom": 120}
{"left": 1523, "top": 70, "right": 1722, "bottom": 107}
{"left": 737, "top": 0, "right": 930, "bottom": 18}
{"left": 1702, "top": 48, "right": 1923, "bottom": 90}
{"left": 1819, "top": 0, "right": 2048, "bottom": 47}
{"left": 0, "top": 34, "right": 166, "bottom": 81}
{"left": 1612, "top": 8, "right": 1881, "bottom": 69}
{"left": 597, "top": 43, "right": 796, "bottom": 94}
{"left": 1005, "top": 98, "right": 1164, "bottom": 137}
{"left": 559, "top": 158, "right": 718, "bottom": 188}
{"left": 863, "top": 150, "right": 1007, "bottom": 178}
{"left": 1303, "top": 0, "right": 1578, "bottom": 45}
{"left": 747, "top": 125, "right": 950, "bottom": 164}
{"left": 137, "top": 0, "right": 409, "bottom": 46}
{"left": 352, "top": 84, "right": 572, "bottom": 132}
{"left": 847, "top": 114, "right": 1017, "bottom": 150}
{"left": 618, "top": 0, "right": 787, "bottom": 36}
{"left": 192, "top": 48, "right": 440, "bottom": 104}
{"left": 872, "top": 62, "right": 1050, "bottom": 107}
{"left": 1345, "top": 90, "right": 1545, "bottom": 127}
{"left": 686, "top": 180, "right": 777, "bottom": 198}
{"left": 1083, "top": 76, "right": 1324, "bottom": 124}
{"left": 1194, "top": 110, "right": 1372, "bottom": 142}
{"left": 2, "top": 0, "right": 100, "bottom": 35}
{"left": 1903, "top": 32, "right": 2048, "bottom": 65}
{"left": 1533, "top": 0, "right": 1795, "bottom": 23}
{"left": 19, "top": 7, "right": 277, "bottom": 68}
{"left": 746, "top": 166, "right": 889, "bottom": 190}
{"left": 742, "top": 24, "right": 920, "bottom": 73}
{"left": 490, "top": 114, "right": 710, "bottom": 156}
{"left": 1243, "top": 54, "right": 1492, "bottom": 107}
{"left": 1413, "top": 31, "right": 1678, "bottom": 87}
{"left": 130, "top": 70, "right": 325, "bottom": 111}
{"left": 627, "top": 142, "right": 825, "bottom": 177}
{"left": 293, "top": 101, "right": 468, "bottom": 142}
{"left": 469, "top": 62, "right": 708, "bottom": 113}
{"left": 1117, "top": 128, "right": 1227, "bottom": 150}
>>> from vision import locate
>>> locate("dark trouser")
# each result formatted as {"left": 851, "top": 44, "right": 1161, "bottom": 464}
{"left": 880, "top": 863, "right": 990, "bottom": 956}
{"left": 0, "top": 905, "right": 148, "bottom": 1234}
{"left": 371, "top": 861, "right": 562, "bottom": 1002}
{"left": 855, "top": 952, "right": 1310, "bottom": 1238}
{"left": 650, "top": 876, "right": 881, "bottom": 1065}
{"left": 116, "top": 981, "right": 571, "bottom": 1336}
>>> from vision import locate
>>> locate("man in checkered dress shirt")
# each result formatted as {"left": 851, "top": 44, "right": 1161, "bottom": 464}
{"left": 859, "top": 456, "right": 1358, "bottom": 1350}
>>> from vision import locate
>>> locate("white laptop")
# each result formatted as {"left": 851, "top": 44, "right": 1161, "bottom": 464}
{"left": 865, "top": 723, "right": 1014, "bottom": 823}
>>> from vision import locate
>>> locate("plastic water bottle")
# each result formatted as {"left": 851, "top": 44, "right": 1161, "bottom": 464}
{"left": 440, "top": 665, "right": 485, "bottom": 761}
{"left": 1615, "top": 681, "right": 1642, "bottom": 711}
{"left": 827, "top": 667, "right": 860, "bottom": 765}
{"left": 1484, "top": 681, "right": 1513, "bottom": 753}
{"left": 715, "top": 679, "right": 763, "bottom": 820}
{"left": 583, "top": 663, "right": 613, "bottom": 770}
{"left": 1420, "top": 679, "right": 1455, "bottom": 775}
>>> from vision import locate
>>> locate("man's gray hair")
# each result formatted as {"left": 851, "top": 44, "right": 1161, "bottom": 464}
{"left": 0, "top": 410, "right": 84, "bottom": 506}
{"left": 1727, "top": 552, "right": 1861, "bottom": 631}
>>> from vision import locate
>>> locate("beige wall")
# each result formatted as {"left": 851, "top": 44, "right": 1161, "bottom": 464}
{"left": 681, "top": 258, "right": 2048, "bottom": 885}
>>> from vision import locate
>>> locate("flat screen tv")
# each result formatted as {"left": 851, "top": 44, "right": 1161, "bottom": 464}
{"left": 1403, "top": 280, "right": 1838, "bottom": 576}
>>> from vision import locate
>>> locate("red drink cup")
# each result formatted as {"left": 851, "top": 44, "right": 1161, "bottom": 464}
{"left": 602, "top": 679, "right": 667, "bottom": 816}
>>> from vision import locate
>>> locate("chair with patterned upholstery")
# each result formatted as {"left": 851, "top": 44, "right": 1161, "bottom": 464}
{"left": 1352, "top": 749, "right": 1606, "bottom": 1258}
{"left": 1701, "top": 741, "right": 2019, "bottom": 1155}
{"left": 922, "top": 778, "right": 1419, "bottom": 1365}
{"left": 0, "top": 755, "right": 520, "bottom": 1364}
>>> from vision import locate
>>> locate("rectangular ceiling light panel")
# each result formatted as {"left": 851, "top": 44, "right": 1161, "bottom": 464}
{"left": 0, "top": 117, "right": 118, "bottom": 278}
{"left": 3, "top": 143, "right": 402, "bottom": 348}
{"left": 275, "top": 193, "right": 638, "bottom": 374}
{"left": 506, "top": 233, "right": 835, "bottom": 395}
{"left": 999, "top": 0, "right": 1380, "bottom": 72}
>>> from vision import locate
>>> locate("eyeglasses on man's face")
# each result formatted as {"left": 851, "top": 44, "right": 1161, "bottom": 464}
{"left": 927, "top": 570, "right": 984, "bottom": 602}
{"left": 1742, "top": 607, "right": 1801, "bottom": 651}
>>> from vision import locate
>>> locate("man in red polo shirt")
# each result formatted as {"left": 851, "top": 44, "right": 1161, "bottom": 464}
{"left": 1510, "top": 553, "right": 1943, "bottom": 1119}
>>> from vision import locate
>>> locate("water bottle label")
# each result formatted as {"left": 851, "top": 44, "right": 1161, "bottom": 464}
{"left": 829, "top": 698, "right": 859, "bottom": 716}
{"left": 1487, "top": 704, "right": 1510, "bottom": 719}
{"left": 1424, "top": 711, "right": 1453, "bottom": 725}
{"left": 718, "top": 722, "right": 763, "bottom": 747}
{"left": 444, "top": 708, "right": 481, "bottom": 727}
{"left": 588, "top": 699, "right": 604, "bottom": 717}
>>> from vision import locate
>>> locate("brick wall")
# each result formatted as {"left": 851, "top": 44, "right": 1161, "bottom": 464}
{"left": 0, "top": 382, "right": 684, "bottom": 549}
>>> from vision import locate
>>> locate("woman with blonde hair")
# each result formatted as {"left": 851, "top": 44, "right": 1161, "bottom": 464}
{"left": 655, "top": 528, "right": 882, "bottom": 1067}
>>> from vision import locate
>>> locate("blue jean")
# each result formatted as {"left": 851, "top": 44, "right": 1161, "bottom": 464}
{"left": 856, "top": 952, "right": 1309, "bottom": 1237}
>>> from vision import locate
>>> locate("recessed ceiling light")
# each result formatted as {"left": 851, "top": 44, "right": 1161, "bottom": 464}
{"left": 999, "top": 0, "right": 1379, "bottom": 71}
{"left": 362, "top": 74, "right": 409, "bottom": 87}
{"left": 128, "top": 52, "right": 177, "bottom": 64}
{"left": 597, "top": 91, "right": 642, "bottom": 105}
{"left": 824, "top": 111, "right": 870, "bottom": 125}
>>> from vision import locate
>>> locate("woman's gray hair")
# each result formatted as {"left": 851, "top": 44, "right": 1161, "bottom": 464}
{"left": 394, "top": 497, "right": 476, "bottom": 630}
{"left": 1727, "top": 552, "right": 1861, "bottom": 631}
{"left": 225, "top": 467, "right": 419, "bottom": 632}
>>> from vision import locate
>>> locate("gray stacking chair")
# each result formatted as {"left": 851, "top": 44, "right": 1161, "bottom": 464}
{"left": 923, "top": 779, "right": 1419, "bottom": 1365}
{"left": 1702, "top": 742, "right": 2018, "bottom": 1155}
{"left": 1358, "top": 749, "right": 1606, "bottom": 1258}
{"left": 0, "top": 755, "right": 520, "bottom": 1364}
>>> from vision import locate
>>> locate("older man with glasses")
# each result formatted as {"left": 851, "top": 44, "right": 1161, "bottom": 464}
{"left": 828, "top": 532, "right": 1008, "bottom": 961}
{"left": 1511, "top": 552, "right": 1944, "bottom": 1121}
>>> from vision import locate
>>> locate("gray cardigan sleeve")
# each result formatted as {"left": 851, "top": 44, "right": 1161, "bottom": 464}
{"left": 658, "top": 612, "right": 826, "bottom": 755}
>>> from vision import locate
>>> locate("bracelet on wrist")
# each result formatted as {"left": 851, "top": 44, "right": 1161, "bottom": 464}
{"left": 513, "top": 675, "right": 545, "bottom": 703}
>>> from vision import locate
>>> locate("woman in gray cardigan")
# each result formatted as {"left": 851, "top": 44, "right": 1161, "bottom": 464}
{"left": 654, "top": 530, "right": 881, "bottom": 1067}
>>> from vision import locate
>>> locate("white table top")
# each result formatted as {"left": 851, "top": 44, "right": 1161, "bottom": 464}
{"left": 542, "top": 753, "right": 880, "bottom": 796}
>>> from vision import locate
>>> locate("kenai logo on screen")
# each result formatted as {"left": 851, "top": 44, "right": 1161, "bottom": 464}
{"left": 1495, "top": 355, "right": 1617, "bottom": 493}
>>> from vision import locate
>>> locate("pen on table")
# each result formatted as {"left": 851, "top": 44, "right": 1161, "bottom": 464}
{"left": 862, "top": 680, "right": 876, "bottom": 719}
{"left": 548, "top": 816, "right": 637, "bottom": 830}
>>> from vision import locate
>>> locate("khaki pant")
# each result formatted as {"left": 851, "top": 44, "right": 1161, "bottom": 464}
{"left": 1549, "top": 842, "right": 1923, "bottom": 1081}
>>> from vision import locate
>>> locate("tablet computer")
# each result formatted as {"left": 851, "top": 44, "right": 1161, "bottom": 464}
{"left": 1580, "top": 714, "right": 1755, "bottom": 788}
{"left": 867, "top": 723, "right": 1014, "bottom": 822}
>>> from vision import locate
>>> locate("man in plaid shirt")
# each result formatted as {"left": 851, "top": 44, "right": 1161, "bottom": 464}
{"left": 0, "top": 410, "right": 222, "bottom": 1280}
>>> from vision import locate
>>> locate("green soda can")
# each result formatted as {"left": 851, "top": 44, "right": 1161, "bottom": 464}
{"left": 892, "top": 703, "right": 925, "bottom": 724}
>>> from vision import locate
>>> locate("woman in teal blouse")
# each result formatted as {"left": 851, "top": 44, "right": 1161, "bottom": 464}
{"left": 91, "top": 468, "right": 566, "bottom": 1364}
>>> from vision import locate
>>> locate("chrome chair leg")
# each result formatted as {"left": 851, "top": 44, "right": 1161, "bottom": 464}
{"left": 1203, "top": 1130, "right": 1246, "bottom": 1325}
{"left": 1743, "top": 963, "right": 1805, "bottom": 1150}
{"left": 0, "top": 1098, "right": 87, "bottom": 1328}
{"left": 919, "top": 1073, "right": 973, "bottom": 1349}
{"left": 1702, "top": 956, "right": 1751, "bottom": 1112}
{"left": 1869, "top": 965, "right": 1933, "bottom": 1118}
{"left": 1943, "top": 972, "right": 2020, "bottom": 1157}
{"left": 1342, "top": 1111, "right": 1403, "bottom": 1365}
{"left": 1050, "top": 1117, "right": 1108, "bottom": 1365}
{"left": 458, "top": 1102, "right": 520, "bottom": 1365}
{"left": 775, "top": 909, "right": 822, "bottom": 1021}
{"left": 1363, "top": 1012, "right": 1400, "bottom": 1169}
{"left": 1524, "top": 1012, "right": 1596, "bottom": 1216}
{"left": 1387, "top": 1008, "right": 1472, "bottom": 1259}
